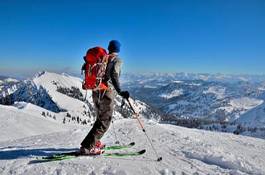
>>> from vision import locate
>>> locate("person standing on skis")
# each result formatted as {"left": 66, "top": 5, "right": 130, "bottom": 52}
{"left": 80, "top": 40, "right": 130, "bottom": 155}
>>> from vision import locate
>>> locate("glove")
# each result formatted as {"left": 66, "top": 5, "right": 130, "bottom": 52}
{"left": 119, "top": 91, "right": 130, "bottom": 99}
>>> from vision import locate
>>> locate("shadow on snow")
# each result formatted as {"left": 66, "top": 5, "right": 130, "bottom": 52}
{"left": 0, "top": 147, "right": 77, "bottom": 160}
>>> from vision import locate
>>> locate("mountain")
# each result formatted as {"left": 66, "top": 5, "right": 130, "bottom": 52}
{"left": 121, "top": 73, "right": 265, "bottom": 138}
{"left": 236, "top": 102, "right": 265, "bottom": 128}
{"left": 0, "top": 72, "right": 265, "bottom": 174}
{"left": 121, "top": 72, "right": 265, "bottom": 85}
{"left": 0, "top": 76, "right": 20, "bottom": 98}
{"left": 1, "top": 71, "right": 265, "bottom": 138}
{"left": 125, "top": 79, "right": 264, "bottom": 122}
{"left": 0, "top": 71, "right": 160, "bottom": 126}
{"left": 1, "top": 80, "right": 62, "bottom": 112}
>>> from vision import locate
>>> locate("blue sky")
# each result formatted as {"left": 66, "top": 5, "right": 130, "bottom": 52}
{"left": 0, "top": 0, "right": 265, "bottom": 78}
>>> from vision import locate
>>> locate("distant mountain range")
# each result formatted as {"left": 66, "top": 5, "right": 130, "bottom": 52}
{"left": 121, "top": 72, "right": 265, "bottom": 137}
{"left": 1, "top": 71, "right": 265, "bottom": 138}
{"left": 121, "top": 72, "right": 265, "bottom": 86}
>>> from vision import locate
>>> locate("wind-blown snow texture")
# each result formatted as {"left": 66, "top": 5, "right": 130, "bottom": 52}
{"left": 0, "top": 106, "right": 264, "bottom": 175}
{"left": 0, "top": 104, "right": 67, "bottom": 142}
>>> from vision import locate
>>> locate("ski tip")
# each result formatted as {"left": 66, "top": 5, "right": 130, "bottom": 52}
{"left": 129, "top": 142, "right": 136, "bottom": 146}
{"left": 138, "top": 149, "right": 146, "bottom": 154}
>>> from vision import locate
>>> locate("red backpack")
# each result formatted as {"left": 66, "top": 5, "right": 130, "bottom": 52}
{"left": 81, "top": 47, "right": 109, "bottom": 90}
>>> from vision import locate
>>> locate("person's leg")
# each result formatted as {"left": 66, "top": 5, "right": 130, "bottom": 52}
{"left": 81, "top": 90, "right": 114, "bottom": 150}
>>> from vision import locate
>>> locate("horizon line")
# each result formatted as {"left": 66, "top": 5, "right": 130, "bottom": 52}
{"left": 1, "top": 70, "right": 265, "bottom": 80}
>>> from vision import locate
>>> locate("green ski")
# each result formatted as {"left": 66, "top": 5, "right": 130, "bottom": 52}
{"left": 30, "top": 149, "right": 146, "bottom": 163}
{"left": 29, "top": 142, "right": 139, "bottom": 163}
{"left": 103, "top": 142, "right": 135, "bottom": 151}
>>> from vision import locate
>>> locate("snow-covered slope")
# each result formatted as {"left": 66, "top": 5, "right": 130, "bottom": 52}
{"left": 32, "top": 71, "right": 90, "bottom": 114}
{"left": 33, "top": 71, "right": 159, "bottom": 120}
{"left": 0, "top": 104, "right": 67, "bottom": 142}
{"left": 236, "top": 102, "right": 265, "bottom": 128}
{"left": 203, "top": 86, "right": 226, "bottom": 99}
{"left": 159, "top": 89, "right": 184, "bottom": 99}
{"left": 0, "top": 117, "right": 265, "bottom": 175}
{"left": 0, "top": 71, "right": 160, "bottom": 125}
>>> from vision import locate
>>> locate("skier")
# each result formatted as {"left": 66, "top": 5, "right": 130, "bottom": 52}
{"left": 80, "top": 40, "right": 130, "bottom": 155}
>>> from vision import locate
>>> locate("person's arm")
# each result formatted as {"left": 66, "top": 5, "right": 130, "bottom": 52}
{"left": 110, "top": 58, "right": 122, "bottom": 94}
{"left": 110, "top": 58, "right": 130, "bottom": 99}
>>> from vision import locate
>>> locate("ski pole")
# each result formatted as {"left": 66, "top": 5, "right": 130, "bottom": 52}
{"left": 126, "top": 98, "right": 162, "bottom": 162}
{"left": 84, "top": 90, "right": 87, "bottom": 102}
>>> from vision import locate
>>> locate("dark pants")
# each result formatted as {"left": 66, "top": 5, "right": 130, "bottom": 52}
{"left": 81, "top": 89, "right": 114, "bottom": 149}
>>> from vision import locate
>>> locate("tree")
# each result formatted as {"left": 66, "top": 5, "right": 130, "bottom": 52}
{"left": 66, "top": 112, "right": 71, "bottom": 118}
{"left": 41, "top": 111, "right": 46, "bottom": 117}
{"left": 82, "top": 120, "right": 87, "bottom": 125}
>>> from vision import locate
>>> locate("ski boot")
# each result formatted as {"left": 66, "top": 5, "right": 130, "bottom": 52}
{"left": 95, "top": 140, "right": 106, "bottom": 149}
{"left": 79, "top": 146, "right": 104, "bottom": 155}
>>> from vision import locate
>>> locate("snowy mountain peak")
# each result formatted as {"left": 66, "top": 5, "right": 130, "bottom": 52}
{"left": 34, "top": 71, "right": 47, "bottom": 78}
{"left": 1, "top": 71, "right": 160, "bottom": 126}
{"left": 236, "top": 102, "right": 265, "bottom": 128}
{"left": 4, "top": 78, "right": 19, "bottom": 83}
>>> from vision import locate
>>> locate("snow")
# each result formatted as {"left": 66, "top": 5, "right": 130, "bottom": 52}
{"left": 32, "top": 71, "right": 92, "bottom": 115}
{"left": 171, "top": 80, "right": 202, "bottom": 87}
{"left": 143, "top": 85, "right": 157, "bottom": 88}
{"left": 230, "top": 97, "right": 263, "bottom": 110}
{"left": 172, "top": 80, "right": 183, "bottom": 83}
{"left": 258, "top": 87, "right": 265, "bottom": 91}
{"left": 218, "top": 106, "right": 234, "bottom": 113}
{"left": 216, "top": 98, "right": 264, "bottom": 122}
{"left": 203, "top": 86, "right": 226, "bottom": 99}
{"left": 219, "top": 97, "right": 263, "bottom": 115}
{"left": 185, "top": 82, "right": 201, "bottom": 86}
{"left": 4, "top": 78, "right": 19, "bottom": 83}
{"left": 1, "top": 107, "right": 265, "bottom": 174}
{"left": 239, "top": 77, "right": 249, "bottom": 82}
{"left": 237, "top": 102, "right": 265, "bottom": 128}
{"left": 198, "top": 74, "right": 209, "bottom": 81}
{"left": 0, "top": 104, "right": 67, "bottom": 142}
{"left": 11, "top": 101, "right": 69, "bottom": 124}
{"left": 159, "top": 89, "right": 183, "bottom": 99}
{"left": 1, "top": 71, "right": 265, "bottom": 174}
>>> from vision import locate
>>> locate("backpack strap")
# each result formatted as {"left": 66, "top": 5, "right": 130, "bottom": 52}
{"left": 108, "top": 53, "right": 118, "bottom": 62}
